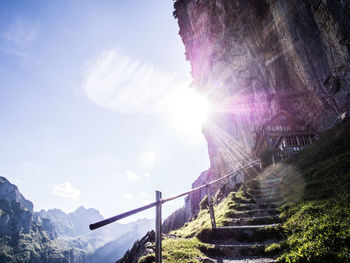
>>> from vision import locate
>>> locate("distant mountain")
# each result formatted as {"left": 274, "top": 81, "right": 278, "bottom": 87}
{"left": 0, "top": 176, "right": 153, "bottom": 263}
{"left": 0, "top": 176, "right": 81, "bottom": 262}
{"left": 88, "top": 225, "right": 151, "bottom": 263}
{"left": 38, "top": 206, "right": 103, "bottom": 237}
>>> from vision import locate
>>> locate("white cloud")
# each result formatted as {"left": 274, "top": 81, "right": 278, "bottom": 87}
{"left": 80, "top": 49, "right": 209, "bottom": 143}
{"left": 81, "top": 49, "right": 186, "bottom": 113}
{"left": 126, "top": 171, "right": 140, "bottom": 181}
{"left": 143, "top": 172, "right": 150, "bottom": 178}
{"left": 122, "top": 193, "right": 134, "bottom": 200}
{"left": 53, "top": 182, "right": 81, "bottom": 199}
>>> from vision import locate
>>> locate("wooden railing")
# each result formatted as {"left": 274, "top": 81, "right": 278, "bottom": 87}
{"left": 89, "top": 159, "right": 262, "bottom": 263}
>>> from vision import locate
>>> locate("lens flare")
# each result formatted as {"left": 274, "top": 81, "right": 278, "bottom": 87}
{"left": 166, "top": 87, "right": 211, "bottom": 139}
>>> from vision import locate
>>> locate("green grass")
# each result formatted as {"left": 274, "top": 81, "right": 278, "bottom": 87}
{"left": 279, "top": 201, "right": 350, "bottom": 263}
{"left": 265, "top": 118, "right": 350, "bottom": 262}
{"left": 139, "top": 238, "right": 211, "bottom": 263}
{"left": 172, "top": 190, "right": 250, "bottom": 238}
{"left": 139, "top": 190, "right": 252, "bottom": 263}
{"left": 140, "top": 118, "right": 350, "bottom": 263}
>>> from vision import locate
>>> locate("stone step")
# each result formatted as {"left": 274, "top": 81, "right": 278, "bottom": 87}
{"left": 253, "top": 198, "right": 281, "bottom": 205}
{"left": 201, "top": 242, "right": 278, "bottom": 258}
{"left": 197, "top": 224, "right": 282, "bottom": 243}
{"left": 255, "top": 188, "right": 282, "bottom": 194}
{"left": 255, "top": 202, "right": 279, "bottom": 209}
{"left": 253, "top": 180, "right": 282, "bottom": 185}
{"left": 247, "top": 186, "right": 278, "bottom": 191}
{"left": 233, "top": 202, "right": 278, "bottom": 211}
{"left": 218, "top": 224, "right": 280, "bottom": 229}
{"left": 251, "top": 196, "right": 280, "bottom": 201}
{"left": 259, "top": 178, "right": 283, "bottom": 184}
{"left": 258, "top": 186, "right": 282, "bottom": 192}
{"left": 232, "top": 199, "right": 257, "bottom": 204}
{"left": 250, "top": 189, "right": 281, "bottom": 194}
{"left": 263, "top": 173, "right": 283, "bottom": 179}
{"left": 227, "top": 208, "right": 279, "bottom": 218}
{"left": 248, "top": 192, "right": 280, "bottom": 198}
{"left": 207, "top": 257, "right": 277, "bottom": 263}
{"left": 253, "top": 193, "right": 282, "bottom": 199}
{"left": 254, "top": 203, "right": 281, "bottom": 208}
{"left": 260, "top": 182, "right": 282, "bottom": 187}
{"left": 224, "top": 215, "right": 281, "bottom": 226}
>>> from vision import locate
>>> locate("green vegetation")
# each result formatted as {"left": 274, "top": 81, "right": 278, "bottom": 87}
{"left": 173, "top": 190, "right": 249, "bottom": 238}
{"left": 140, "top": 118, "right": 350, "bottom": 263}
{"left": 138, "top": 190, "right": 251, "bottom": 263}
{"left": 0, "top": 231, "right": 67, "bottom": 263}
{"left": 279, "top": 201, "right": 350, "bottom": 262}
{"left": 267, "top": 118, "right": 350, "bottom": 262}
{"left": 139, "top": 238, "right": 211, "bottom": 263}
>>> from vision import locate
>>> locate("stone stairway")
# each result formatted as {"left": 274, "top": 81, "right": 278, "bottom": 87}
{"left": 199, "top": 173, "right": 284, "bottom": 263}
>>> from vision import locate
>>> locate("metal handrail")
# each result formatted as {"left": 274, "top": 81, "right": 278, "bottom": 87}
{"left": 89, "top": 201, "right": 159, "bottom": 230}
{"left": 162, "top": 159, "right": 261, "bottom": 204}
{"left": 89, "top": 159, "right": 260, "bottom": 230}
{"left": 89, "top": 159, "right": 261, "bottom": 262}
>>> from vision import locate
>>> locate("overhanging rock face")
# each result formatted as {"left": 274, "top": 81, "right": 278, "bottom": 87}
{"left": 174, "top": 0, "right": 350, "bottom": 180}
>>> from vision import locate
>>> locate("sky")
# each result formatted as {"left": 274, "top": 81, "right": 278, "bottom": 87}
{"left": 0, "top": 0, "right": 210, "bottom": 223}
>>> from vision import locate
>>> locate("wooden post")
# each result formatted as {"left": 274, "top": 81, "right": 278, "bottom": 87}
{"left": 206, "top": 185, "right": 216, "bottom": 229}
{"left": 308, "top": 135, "right": 313, "bottom": 145}
{"left": 155, "top": 191, "right": 162, "bottom": 263}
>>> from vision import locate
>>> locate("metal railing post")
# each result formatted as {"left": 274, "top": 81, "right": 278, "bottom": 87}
{"left": 155, "top": 191, "right": 162, "bottom": 263}
{"left": 90, "top": 159, "right": 262, "bottom": 257}
{"left": 206, "top": 185, "right": 216, "bottom": 229}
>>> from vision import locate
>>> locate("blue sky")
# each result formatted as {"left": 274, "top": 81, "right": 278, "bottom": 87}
{"left": 0, "top": 0, "right": 210, "bottom": 222}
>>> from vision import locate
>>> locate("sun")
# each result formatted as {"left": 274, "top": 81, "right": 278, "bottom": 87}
{"left": 166, "top": 87, "right": 211, "bottom": 138}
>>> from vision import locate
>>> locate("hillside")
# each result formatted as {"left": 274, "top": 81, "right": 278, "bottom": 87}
{"left": 274, "top": 117, "right": 350, "bottom": 262}
{"left": 116, "top": 118, "right": 350, "bottom": 262}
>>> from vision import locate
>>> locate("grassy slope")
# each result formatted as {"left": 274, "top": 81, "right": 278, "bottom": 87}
{"left": 138, "top": 190, "right": 253, "bottom": 263}
{"left": 273, "top": 118, "right": 350, "bottom": 263}
{"left": 139, "top": 118, "right": 350, "bottom": 263}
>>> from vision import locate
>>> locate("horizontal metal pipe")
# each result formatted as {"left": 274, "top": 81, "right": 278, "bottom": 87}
{"left": 162, "top": 184, "right": 207, "bottom": 204}
{"left": 89, "top": 201, "right": 158, "bottom": 230}
{"left": 89, "top": 160, "right": 261, "bottom": 230}
{"left": 163, "top": 160, "right": 261, "bottom": 204}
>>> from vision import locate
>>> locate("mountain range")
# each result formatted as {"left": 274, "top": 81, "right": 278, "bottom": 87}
{"left": 0, "top": 176, "right": 153, "bottom": 263}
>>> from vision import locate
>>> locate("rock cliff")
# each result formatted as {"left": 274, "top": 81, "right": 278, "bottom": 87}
{"left": 0, "top": 177, "right": 35, "bottom": 235}
{"left": 100, "top": 3, "right": 350, "bottom": 262}
{"left": 174, "top": 0, "right": 350, "bottom": 183}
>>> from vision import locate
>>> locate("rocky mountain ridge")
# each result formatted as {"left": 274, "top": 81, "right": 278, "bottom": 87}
{"left": 0, "top": 176, "right": 153, "bottom": 263}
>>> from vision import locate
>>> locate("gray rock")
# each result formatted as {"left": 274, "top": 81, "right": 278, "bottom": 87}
{"left": 0, "top": 176, "right": 33, "bottom": 211}
{"left": 173, "top": 0, "right": 350, "bottom": 193}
